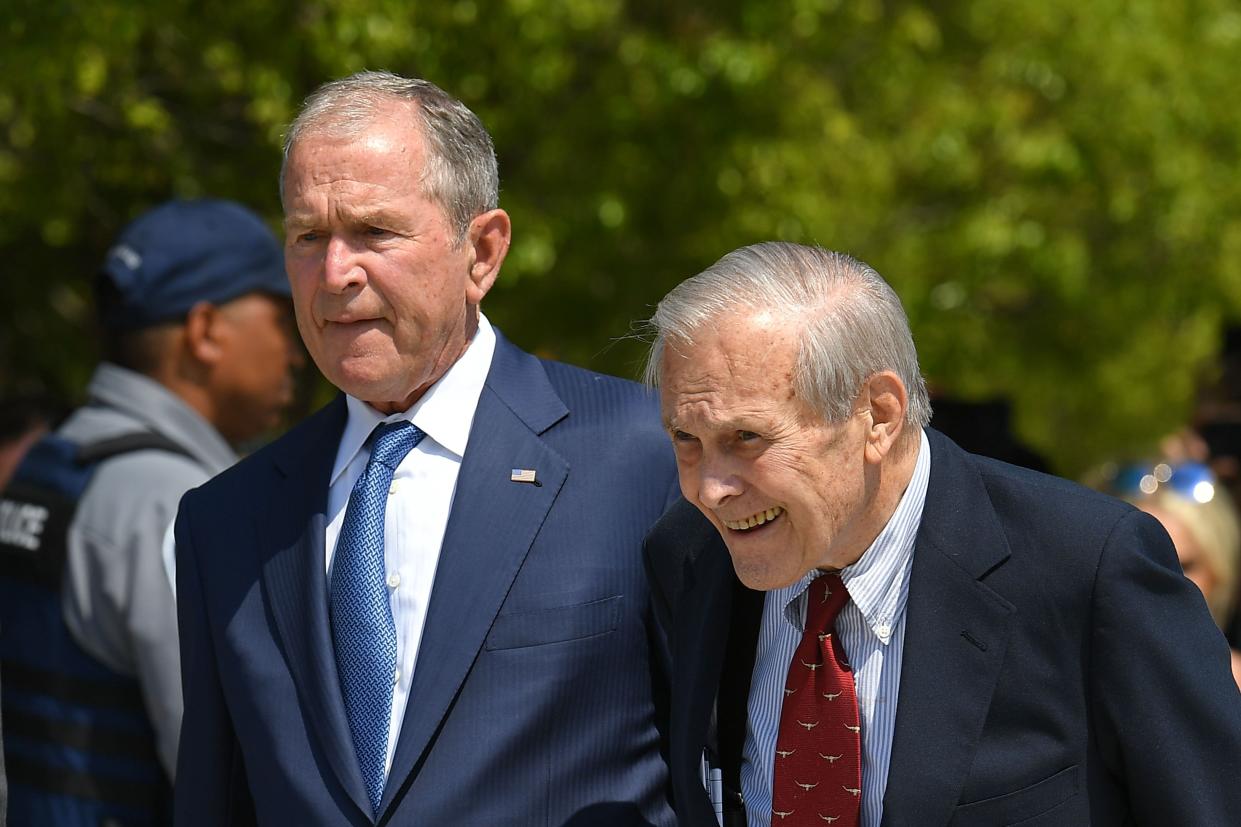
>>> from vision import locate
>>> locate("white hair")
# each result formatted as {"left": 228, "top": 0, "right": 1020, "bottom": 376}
{"left": 644, "top": 242, "right": 932, "bottom": 428}
{"left": 281, "top": 70, "right": 499, "bottom": 242}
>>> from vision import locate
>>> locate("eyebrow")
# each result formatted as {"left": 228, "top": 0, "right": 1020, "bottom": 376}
{"left": 283, "top": 205, "right": 401, "bottom": 232}
{"left": 282, "top": 212, "right": 317, "bottom": 233}
{"left": 662, "top": 415, "right": 720, "bottom": 434}
{"left": 661, "top": 411, "right": 689, "bottom": 431}
{"left": 670, "top": 409, "right": 775, "bottom": 435}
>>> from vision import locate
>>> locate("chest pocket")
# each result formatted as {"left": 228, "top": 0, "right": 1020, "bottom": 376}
{"left": 485, "top": 594, "right": 622, "bottom": 650}
{"left": 949, "top": 765, "right": 1080, "bottom": 826}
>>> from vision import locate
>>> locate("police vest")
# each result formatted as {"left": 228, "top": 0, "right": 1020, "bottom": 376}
{"left": 0, "top": 431, "right": 194, "bottom": 827}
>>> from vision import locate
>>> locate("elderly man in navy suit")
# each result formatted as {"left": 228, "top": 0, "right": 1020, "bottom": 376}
{"left": 174, "top": 71, "right": 676, "bottom": 825}
{"left": 642, "top": 242, "right": 1241, "bottom": 826}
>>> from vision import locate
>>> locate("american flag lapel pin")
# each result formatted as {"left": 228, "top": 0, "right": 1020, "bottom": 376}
{"left": 510, "top": 468, "right": 539, "bottom": 485}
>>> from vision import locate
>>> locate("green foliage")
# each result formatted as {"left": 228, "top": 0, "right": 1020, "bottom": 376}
{"left": 3, "top": 0, "right": 1240, "bottom": 474}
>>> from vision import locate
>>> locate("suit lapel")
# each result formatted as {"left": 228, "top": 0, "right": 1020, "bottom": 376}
{"left": 718, "top": 579, "right": 763, "bottom": 789}
{"left": 258, "top": 397, "right": 374, "bottom": 820}
{"left": 881, "top": 431, "right": 1016, "bottom": 827}
{"left": 669, "top": 521, "right": 737, "bottom": 807}
{"left": 381, "top": 335, "right": 569, "bottom": 812}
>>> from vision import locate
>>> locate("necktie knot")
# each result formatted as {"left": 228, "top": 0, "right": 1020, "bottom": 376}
{"left": 368, "top": 421, "right": 424, "bottom": 470}
{"left": 806, "top": 573, "right": 849, "bottom": 634}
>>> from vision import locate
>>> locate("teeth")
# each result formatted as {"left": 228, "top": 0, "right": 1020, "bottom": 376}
{"left": 724, "top": 506, "right": 784, "bottom": 531}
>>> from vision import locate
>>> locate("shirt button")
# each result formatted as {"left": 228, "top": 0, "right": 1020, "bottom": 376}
{"left": 877, "top": 623, "right": 892, "bottom": 642}
{"left": 393, "top": 668, "right": 401, "bottom": 685}
{"left": 386, "top": 572, "right": 401, "bottom": 589}
{"left": 388, "top": 483, "right": 398, "bottom": 497}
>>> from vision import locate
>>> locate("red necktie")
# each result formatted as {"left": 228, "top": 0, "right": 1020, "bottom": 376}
{"left": 770, "top": 573, "right": 861, "bottom": 826}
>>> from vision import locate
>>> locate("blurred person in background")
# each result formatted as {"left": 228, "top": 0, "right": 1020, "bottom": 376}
{"left": 0, "top": 394, "right": 66, "bottom": 827}
{"left": 0, "top": 198, "right": 302, "bottom": 827}
{"left": 0, "top": 396, "right": 66, "bottom": 491}
{"left": 1190, "top": 329, "right": 1241, "bottom": 649}
{"left": 1145, "top": 325, "right": 1241, "bottom": 650}
{"left": 1109, "top": 460, "right": 1241, "bottom": 687}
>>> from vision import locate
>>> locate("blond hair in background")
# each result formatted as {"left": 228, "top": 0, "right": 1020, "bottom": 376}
{"left": 1125, "top": 486, "right": 1241, "bottom": 627}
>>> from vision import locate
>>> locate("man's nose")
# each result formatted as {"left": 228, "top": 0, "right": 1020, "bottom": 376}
{"left": 694, "top": 458, "right": 744, "bottom": 509}
{"left": 322, "top": 235, "right": 365, "bottom": 293}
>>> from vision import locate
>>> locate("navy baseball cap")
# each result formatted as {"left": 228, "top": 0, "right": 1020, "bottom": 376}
{"left": 98, "top": 198, "right": 291, "bottom": 331}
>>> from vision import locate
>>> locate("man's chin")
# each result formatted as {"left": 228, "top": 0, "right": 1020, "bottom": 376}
{"left": 328, "top": 368, "right": 403, "bottom": 408}
{"left": 712, "top": 514, "right": 802, "bottom": 591}
{"left": 726, "top": 548, "right": 802, "bottom": 593}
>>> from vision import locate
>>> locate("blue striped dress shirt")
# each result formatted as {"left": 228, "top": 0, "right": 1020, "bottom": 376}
{"left": 741, "top": 429, "right": 930, "bottom": 826}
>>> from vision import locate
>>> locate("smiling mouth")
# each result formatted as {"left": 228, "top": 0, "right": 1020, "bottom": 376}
{"left": 723, "top": 506, "right": 784, "bottom": 532}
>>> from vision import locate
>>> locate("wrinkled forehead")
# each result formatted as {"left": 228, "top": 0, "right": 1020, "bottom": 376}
{"left": 661, "top": 311, "right": 798, "bottom": 383}
{"left": 282, "top": 102, "right": 429, "bottom": 189}
{"left": 659, "top": 320, "right": 800, "bottom": 422}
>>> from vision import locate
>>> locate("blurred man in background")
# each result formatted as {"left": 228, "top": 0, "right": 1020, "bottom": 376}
{"left": 0, "top": 394, "right": 65, "bottom": 827}
{"left": 0, "top": 397, "right": 65, "bottom": 491}
{"left": 0, "top": 198, "right": 302, "bottom": 826}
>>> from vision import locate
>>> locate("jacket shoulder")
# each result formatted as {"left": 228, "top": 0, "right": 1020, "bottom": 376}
{"left": 184, "top": 398, "right": 344, "bottom": 511}
{"left": 970, "top": 450, "right": 1135, "bottom": 540}
{"left": 931, "top": 430, "right": 1132, "bottom": 534}
{"left": 539, "top": 358, "right": 661, "bottom": 414}
{"left": 535, "top": 358, "right": 670, "bottom": 462}
{"left": 926, "top": 431, "right": 1145, "bottom": 598}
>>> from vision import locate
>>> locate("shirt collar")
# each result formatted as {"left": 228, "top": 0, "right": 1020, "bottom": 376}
{"left": 330, "top": 313, "right": 497, "bottom": 486}
{"left": 779, "top": 428, "right": 932, "bottom": 644}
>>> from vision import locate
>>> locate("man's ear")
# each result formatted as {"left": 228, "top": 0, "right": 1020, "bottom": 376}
{"left": 861, "top": 371, "right": 908, "bottom": 464}
{"left": 183, "top": 300, "right": 225, "bottom": 367}
{"left": 465, "top": 208, "right": 511, "bottom": 304}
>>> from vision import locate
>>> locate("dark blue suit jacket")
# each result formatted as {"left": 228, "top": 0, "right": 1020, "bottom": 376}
{"left": 646, "top": 429, "right": 1241, "bottom": 826}
{"left": 174, "top": 332, "right": 678, "bottom": 826}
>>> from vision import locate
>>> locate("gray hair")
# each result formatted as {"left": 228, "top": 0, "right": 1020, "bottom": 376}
{"left": 281, "top": 70, "right": 499, "bottom": 242}
{"left": 644, "top": 242, "right": 932, "bottom": 428}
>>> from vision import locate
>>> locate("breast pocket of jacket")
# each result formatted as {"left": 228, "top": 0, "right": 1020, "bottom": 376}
{"left": 949, "top": 765, "right": 1081, "bottom": 827}
{"left": 484, "top": 594, "right": 623, "bottom": 651}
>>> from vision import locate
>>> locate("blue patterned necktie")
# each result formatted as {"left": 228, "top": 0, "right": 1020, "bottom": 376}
{"left": 330, "top": 420, "right": 425, "bottom": 816}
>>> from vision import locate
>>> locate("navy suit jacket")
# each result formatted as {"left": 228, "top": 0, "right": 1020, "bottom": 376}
{"left": 645, "top": 429, "right": 1241, "bottom": 827}
{"left": 174, "top": 332, "right": 678, "bottom": 826}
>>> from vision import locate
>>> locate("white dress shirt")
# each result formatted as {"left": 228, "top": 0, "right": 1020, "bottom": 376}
{"left": 741, "top": 429, "right": 930, "bottom": 826}
{"left": 324, "top": 314, "right": 496, "bottom": 780}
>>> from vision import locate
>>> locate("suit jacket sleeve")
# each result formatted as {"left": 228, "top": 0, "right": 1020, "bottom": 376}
{"left": 1091, "top": 508, "right": 1241, "bottom": 823}
{"left": 174, "top": 488, "right": 257, "bottom": 826}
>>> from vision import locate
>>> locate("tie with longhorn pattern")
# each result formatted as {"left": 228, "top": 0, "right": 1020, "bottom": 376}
{"left": 770, "top": 573, "right": 861, "bottom": 826}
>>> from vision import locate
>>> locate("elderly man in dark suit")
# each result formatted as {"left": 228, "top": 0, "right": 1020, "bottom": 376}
{"left": 642, "top": 242, "right": 1241, "bottom": 826}
{"left": 173, "top": 72, "right": 676, "bottom": 826}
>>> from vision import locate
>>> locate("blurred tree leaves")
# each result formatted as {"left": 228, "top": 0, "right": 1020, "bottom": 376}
{"left": 2, "top": 0, "right": 1240, "bottom": 475}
